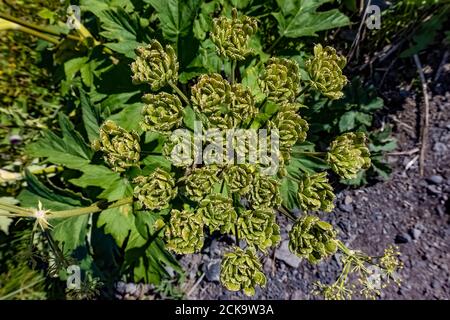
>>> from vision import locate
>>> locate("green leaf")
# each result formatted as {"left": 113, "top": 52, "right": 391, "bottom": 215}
{"left": 64, "top": 57, "right": 89, "bottom": 81}
{"left": 141, "top": 156, "right": 172, "bottom": 174}
{"left": 146, "top": 0, "right": 200, "bottom": 43}
{"left": 96, "top": 173, "right": 134, "bottom": 247}
{"left": 98, "top": 205, "right": 134, "bottom": 248}
{"left": 124, "top": 221, "right": 182, "bottom": 284}
{"left": 27, "top": 113, "right": 93, "bottom": 169}
{"left": 338, "top": 111, "right": 356, "bottom": 132}
{"left": 53, "top": 215, "right": 90, "bottom": 253}
{"left": 183, "top": 105, "right": 196, "bottom": 131}
{"left": 280, "top": 177, "right": 299, "bottom": 210}
{"left": 273, "top": 0, "right": 350, "bottom": 38}
{"left": 107, "top": 103, "right": 144, "bottom": 132}
{"left": 80, "top": 90, "right": 100, "bottom": 143}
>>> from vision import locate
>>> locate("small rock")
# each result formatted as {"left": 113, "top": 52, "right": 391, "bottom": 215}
{"left": 339, "top": 203, "right": 353, "bottom": 213}
{"left": 409, "top": 228, "right": 422, "bottom": 240}
{"left": 203, "top": 259, "right": 221, "bottom": 282}
{"left": 344, "top": 195, "right": 353, "bottom": 205}
{"left": 427, "top": 185, "right": 441, "bottom": 195}
{"left": 427, "top": 175, "right": 444, "bottom": 185}
{"left": 395, "top": 233, "right": 412, "bottom": 244}
{"left": 275, "top": 240, "right": 302, "bottom": 268}
{"left": 433, "top": 142, "right": 447, "bottom": 153}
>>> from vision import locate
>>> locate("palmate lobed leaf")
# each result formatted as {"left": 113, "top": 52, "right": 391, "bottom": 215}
{"left": 273, "top": 0, "right": 350, "bottom": 38}
{"left": 146, "top": 0, "right": 201, "bottom": 42}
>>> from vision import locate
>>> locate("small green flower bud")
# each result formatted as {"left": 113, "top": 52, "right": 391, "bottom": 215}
{"left": 289, "top": 215, "right": 338, "bottom": 264}
{"left": 211, "top": 8, "right": 258, "bottom": 61}
{"left": 93, "top": 120, "right": 140, "bottom": 172}
{"left": 165, "top": 209, "right": 204, "bottom": 254}
{"left": 230, "top": 83, "right": 257, "bottom": 122}
{"left": 259, "top": 58, "right": 301, "bottom": 103}
{"left": 220, "top": 247, "right": 266, "bottom": 296}
{"left": 247, "top": 174, "right": 281, "bottom": 208}
{"left": 133, "top": 168, "right": 177, "bottom": 210}
{"left": 298, "top": 172, "right": 335, "bottom": 213}
{"left": 163, "top": 131, "right": 199, "bottom": 168}
{"left": 141, "top": 92, "right": 183, "bottom": 133}
{"left": 326, "top": 132, "right": 371, "bottom": 180}
{"left": 131, "top": 40, "right": 179, "bottom": 91}
{"left": 223, "top": 164, "right": 256, "bottom": 194}
{"left": 237, "top": 207, "right": 280, "bottom": 252}
{"left": 182, "top": 166, "right": 220, "bottom": 201}
{"left": 191, "top": 73, "right": 231, "bottom": 115}
{"left": 269, "top": 110, "right": 309, "bottom": 152}
{"left": 305, "top": 44, "right": 348, "bottom": 100}
{"left": 199, "top": 194, "right": 237, "bottom": 233}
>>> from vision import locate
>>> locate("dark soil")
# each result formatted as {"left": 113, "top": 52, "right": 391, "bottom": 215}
{"left": 180, "top": 53, "right": 450, "bottom": 300}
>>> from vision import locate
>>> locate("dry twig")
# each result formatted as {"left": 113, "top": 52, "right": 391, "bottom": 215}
{"left": 413, "top": 54, "right": 430, "bottom": 177}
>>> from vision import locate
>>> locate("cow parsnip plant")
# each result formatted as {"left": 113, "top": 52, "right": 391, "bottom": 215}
{"left": 0, "top": 1, "right": 405, "bottom": 299}
{"left": 0, "top": 7, "right": 402, "bottom": 300}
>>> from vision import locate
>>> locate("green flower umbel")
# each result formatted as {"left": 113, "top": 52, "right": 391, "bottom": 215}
{"left": 259, "top": 58, "right": 301, "bottom": 103}
{"left": 163, "top": 131, "right": 198, "bottom": 168}
{"left": 133, "top": 168, "right": 177, "bottom": 210}
{"left": 305, "top": 44, "right": 348, "bottom": 100}
{"left": 165, "top": 209, "right": 204, "bottom": 254}
{"left": 298, "top": 172, "right": 335, "bottom": 213}
{"left": 92, "top": 120, "right": 140, "bottom": 172}
{"left": 247, "top": 174, "right": 281, "bottom": 208}
{"left": 237, "top": 207, "right": 281, "bottom": 252}
{"left": 211, "top": 8, "right": 258, "bottom": 61}
{"left": 230, "top": 83, "right": 257, "bottom": 123}
{"left": 220, "top": 247, "right": 266, "bottom": 296}
{"left": 141, "top": 92, "right": 183, "bottom": 133}
{"left": 131, "top": 40, "right": 179, "bottom": 91}
{"left": 289, "top": 215, "right": 338, "bottom": 264}
{"left": 191, "top": 73, "right": 231, "bottom": 115}
{"left": 269, "top": 110, "right": 309, "bottom": 152}
{"left": 326, "top": 132, "right": 371, "bottom": 180}
{"left": 182, "top": 166, "right": 220, "bottom": 201}
{"left": 199, "top": 194, "right": 237, "bottom": 233}
{"left": 223, "top": 164, "right": 255, "bottom": 194}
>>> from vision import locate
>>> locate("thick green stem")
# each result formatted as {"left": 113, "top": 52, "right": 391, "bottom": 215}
{"left": 169, "top": 82, "right": 190, "bottom": 105}
{"left": 278, "top": 206, "right": 296, "bottom": 222}
{"left": 267, "top": 36, "right": 282, "bottom": 53}
{"left": 0, "top": 197, "right": 134, "bottom": 219}
{"left": 0, "top": 13, "right": 81, "bottom": 42}
{"left": 231, "top": 60, "right": 237, "bottom": 84}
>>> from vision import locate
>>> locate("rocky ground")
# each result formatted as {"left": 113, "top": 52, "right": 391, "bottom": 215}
{"left": 179, "top": 53, "right": 450, "bottom": 300}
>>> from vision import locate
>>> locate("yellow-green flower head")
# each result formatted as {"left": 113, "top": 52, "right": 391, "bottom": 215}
{"left": 163, "top": 131, "right": 198, "bottom": 167}
{"left": 182, "top": 166, "right": 220, "bottom": 201}
{"left": 288, "top": 215, "right": 338, "bottom": 264}
{"left": 205, "top": 112, "right": 239, "bottom": 130}
{"left": 326, "top": 132, "right": 371, "bottom": 180}
{"left": 223, "top": 164, "right": 256, "bottom": 194}
{"left": 305, "top": 44, "right": 348, "bottom": 100}
{"left": 247, "top": 174, "right": 281, "bottom": 208}
{"left": 298, "top": 172, "right": 335, "bottom": 213}
{"left": 131, "top": 40, "right": 179, "bottom": 91}
{"left": 237, "top": 207, "right": 281, "bottom": 252}
{"left": 278, "top": 102, "right": 305, "bottom": 113}
{"left": 92, "top": 120, "right": 140, "bottom": 172}
{"left": 141, "top": 92, "right": 183, "bottom": 133}
{"left": 220, "top": 247, "right": 266, "bottom": 296}
{"left": 133, "top": 168, "right": 177, "bottom": 210}
{"left": 199, "top": 194, "right": 237, "bottom": 233}
{"left": 165, "top": 209, "right": 204, "bottom": 254}
{"left": 269, "top": 110, "right": 309, "bottom": 152}
{"left": 230, "top": 83, "right": 257, "bottom": 123}
{"left": 191, "top": 73, "right": 231, "bottom": 115}
{"left": 259, "top": 57, "right": 301, "bottom": 103}
{"left": 210, "top": 8, "right": 258, "bottom": 61}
